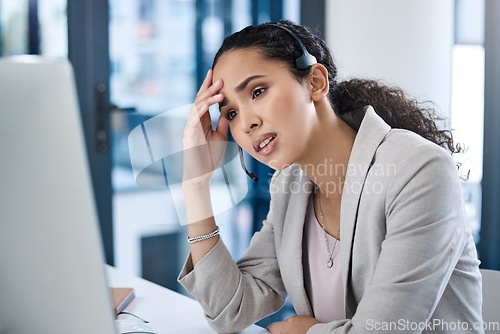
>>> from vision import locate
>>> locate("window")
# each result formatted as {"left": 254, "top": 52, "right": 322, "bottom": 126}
{"left": 0, "top": 0, "right": 67, "bottom": 57}
{"left": 451, "top": 0, "right": 485, "bottom": 243}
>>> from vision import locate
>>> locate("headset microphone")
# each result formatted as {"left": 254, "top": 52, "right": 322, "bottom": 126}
{"left": 239, "top": 146, "right": 259, "bottom": 182}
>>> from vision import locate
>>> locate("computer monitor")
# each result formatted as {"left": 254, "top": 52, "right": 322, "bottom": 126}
{"left": 0, "top": 57, "right": 116, "bottom": 333}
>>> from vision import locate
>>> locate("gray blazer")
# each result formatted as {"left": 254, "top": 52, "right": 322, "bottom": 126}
{"left": 178, "top": 107, "right": 483, "bottom": 334}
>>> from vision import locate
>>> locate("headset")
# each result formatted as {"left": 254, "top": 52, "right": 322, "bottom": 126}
{"left": 239, "top": 23, "right": 317, "bottom": 182}
{"left": 239, "top": 146, "right": 259, "bottom": 182}
{"left": 269, "top": 24, "right": 318, "bottom": 69}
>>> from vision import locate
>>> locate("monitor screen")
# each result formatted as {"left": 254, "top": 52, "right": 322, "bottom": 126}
{"left": 0, "top": 56, "right": 116, "bottom": 334}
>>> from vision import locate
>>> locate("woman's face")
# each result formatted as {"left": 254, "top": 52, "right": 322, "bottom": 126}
{"left": 213, "top": 48, "right": 318, "bottom": 170}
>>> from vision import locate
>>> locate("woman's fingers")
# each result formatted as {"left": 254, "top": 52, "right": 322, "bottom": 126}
{"left": 184, "top": 92, "right": 224, "bottom": 143}
{"left": 195, "top": 80, "right": 223, "bottom": 104}
{"left": 185, "top": 69, "right": 225, "bottom": 147}
{"left": 194, "top": 70, "right": 224, "bottom": 124}
{"left": 198, "top": 69, "right": 213, "bottom": 92}
{"left": 189, "top": 94, "right": 223, "bottom": 134}
{"left": 196, "top": 70, "right": 223, "bottom": 99}
{"left": 186, "top": 92, "right": 222, "bottom": 125}
{"left": 182, "top": 71, "right": 228, "bottom": 184}
{"left": 196, "top": 93, "right": 223, "bottom": 117}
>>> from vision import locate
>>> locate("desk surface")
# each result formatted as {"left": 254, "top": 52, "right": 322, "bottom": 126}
{"left": 106, "top": 265, "right": 268, "bottom": 334}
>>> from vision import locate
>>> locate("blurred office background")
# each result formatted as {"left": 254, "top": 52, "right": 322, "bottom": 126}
{"left": 1, "top": 0, "right": 498, "bottom": 326}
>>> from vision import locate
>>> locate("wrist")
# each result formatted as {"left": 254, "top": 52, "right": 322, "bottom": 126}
{"left": 182, "top": 183, "right": 214, "bottom": 224}
{"left": 182, "top": 179, "right": 211, "bottom": 195}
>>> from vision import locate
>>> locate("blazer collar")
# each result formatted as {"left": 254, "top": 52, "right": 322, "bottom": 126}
{"left": 339, "top": 106, "right": 391, "bottom": 316}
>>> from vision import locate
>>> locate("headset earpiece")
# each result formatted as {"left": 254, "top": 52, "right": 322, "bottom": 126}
{"left": 269, "top": 24, "right": 317, "bottom": 70}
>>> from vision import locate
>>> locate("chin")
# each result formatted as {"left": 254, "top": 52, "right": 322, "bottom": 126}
{"left": 265, "top": 157, "right": 295, "bottom": 171}
{"left": 249, "top": 149, "right": 297, "bottom": 171}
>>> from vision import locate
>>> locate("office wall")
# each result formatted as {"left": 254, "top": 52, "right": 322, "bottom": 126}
{"left": 326, "top": 0, "right": 454, "bottom": 117}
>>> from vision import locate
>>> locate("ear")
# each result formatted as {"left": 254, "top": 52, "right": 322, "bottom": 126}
{"left": 308, "top": 64, "right": 329, "bottom": 102}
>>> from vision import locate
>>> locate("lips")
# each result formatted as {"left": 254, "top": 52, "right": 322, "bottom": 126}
{"left": 253, "top": 132, "right": 277, "bottom": 153}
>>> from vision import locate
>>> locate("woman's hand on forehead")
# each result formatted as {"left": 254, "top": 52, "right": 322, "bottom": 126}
{"left": 182, "top": 69, "right": 228, "bottom": 185}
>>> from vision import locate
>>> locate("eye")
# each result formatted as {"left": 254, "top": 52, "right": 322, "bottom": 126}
{"left": 252, "top": 88, "right": 265, "bottom": 99}
{"left": 225, "top": 110, "right": 238, "bottom": 121}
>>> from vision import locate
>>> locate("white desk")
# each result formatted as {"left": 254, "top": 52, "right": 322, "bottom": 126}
{"left": 106, "top": 265, "right": 268, "bottom": 334}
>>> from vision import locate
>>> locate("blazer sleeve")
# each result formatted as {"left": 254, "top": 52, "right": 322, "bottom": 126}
{"left": 308, "top": 145, "right": 474, "bottom": 333}
{"left": 178, "top": 176, "right": 286, "bottom": 333}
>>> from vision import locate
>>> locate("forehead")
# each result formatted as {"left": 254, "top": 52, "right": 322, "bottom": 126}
{"left": 212, "top": 48, "right": 288, "bottom": 84}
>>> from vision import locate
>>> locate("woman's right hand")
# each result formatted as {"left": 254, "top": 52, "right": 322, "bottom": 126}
{"left": 182, "top": 69, "right": 228, "bottom": 187}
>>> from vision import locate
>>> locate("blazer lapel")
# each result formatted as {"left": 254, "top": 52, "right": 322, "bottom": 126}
{"left": 339, "top": 106, "right": 391, "bottom": 317}
{"left": 279, "top": 172, "right": 314, "bottom": 317}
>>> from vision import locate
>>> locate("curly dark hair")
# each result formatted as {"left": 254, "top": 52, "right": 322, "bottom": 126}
{"left": 213, "top": 20, "right": 461, "bottom": 154}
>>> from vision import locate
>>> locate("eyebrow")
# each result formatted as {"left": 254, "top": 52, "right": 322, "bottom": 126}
{"left": 236, "top": 75, "right": 266, "bottom": 92}
{"left": 218, "top": 75, "right": 266, "bottom": 110}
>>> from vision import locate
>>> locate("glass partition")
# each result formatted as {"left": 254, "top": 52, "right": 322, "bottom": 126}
{"left": 0, "top": 0, "right": 29, "bottom": 56}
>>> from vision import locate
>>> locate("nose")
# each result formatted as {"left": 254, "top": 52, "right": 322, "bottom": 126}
{"left": 239, "top": 109, "right": 261, "bottom": 133}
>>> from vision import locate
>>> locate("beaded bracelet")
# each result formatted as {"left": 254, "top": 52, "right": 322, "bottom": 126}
{"left": 187, "top": 226, "right": 220, "bottom": 244}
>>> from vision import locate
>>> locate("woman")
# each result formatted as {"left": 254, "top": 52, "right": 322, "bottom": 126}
{"left": 178, "top": 20, "right": 483, "bottom": 333}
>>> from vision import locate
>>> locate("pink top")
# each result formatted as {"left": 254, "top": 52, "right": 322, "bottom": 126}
{"left": 302, "top": 195, "right": 345, "bottom": 323}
